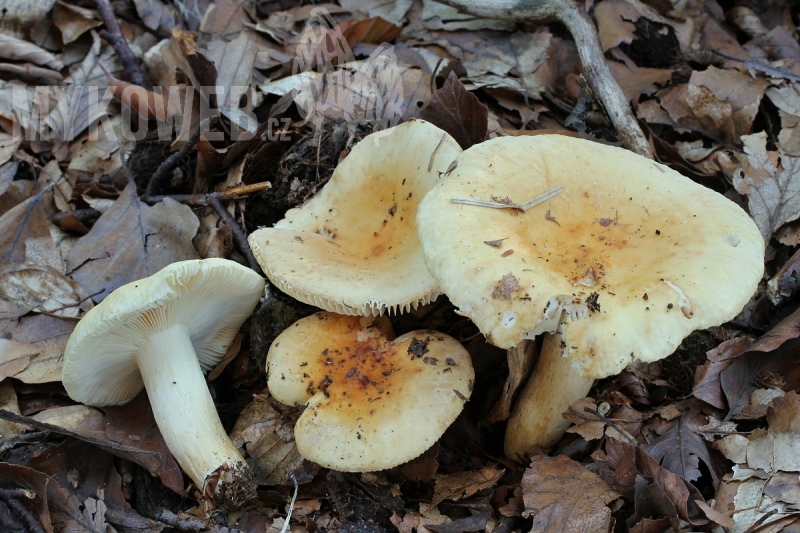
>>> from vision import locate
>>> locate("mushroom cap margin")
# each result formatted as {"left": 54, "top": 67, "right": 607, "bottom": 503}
{"left": 417, "top": 134, "right": 765, "bottom": 378}
{"left": 61, "top": 258, "right": 265, "bottom": 406}
{"left": 248, "top": 119, "right": 463, "bottom": 316}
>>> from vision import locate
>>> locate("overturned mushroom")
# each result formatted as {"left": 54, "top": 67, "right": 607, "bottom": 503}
{"left": 267, "top": 311, "right": 474, "bottom": 471}
{"left": 61, "top": 259, "right": 265, "bottom": 509}
{"left": 416, "top": 134, "right": 764, "bottom": 458}
{"left": 248, "top": 119, "right": 462, "bottom": 316}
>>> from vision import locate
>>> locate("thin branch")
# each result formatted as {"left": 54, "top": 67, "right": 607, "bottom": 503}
{"left": 209, "top": 196, "right": 262, "bottom": 275}
{"left": 0, "top": 488, "right": 46, "bottom": 533}
{"left": 144, "top": 123, "right": 204, "bottom": 200}
{"left": 94, "top": 0, "right": 146, "bottom": 87}
{"left": 437, "top": 0, "right": 653, "bottom": 159}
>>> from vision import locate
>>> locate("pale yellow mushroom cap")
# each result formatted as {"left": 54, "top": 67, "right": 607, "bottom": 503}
{"left": 417, "top": 135, "right": 764, "bottom": 379}
{"left": 267, "top": 311, "right": 474, "bottom": 472}
{"left": 248, "top": 119, "right": 462, "bottom": 316}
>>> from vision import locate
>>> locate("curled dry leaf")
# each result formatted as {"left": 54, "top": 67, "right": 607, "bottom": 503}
{"left": 420, "top": 72, "right": 488, "bottom": 150}
{"left": 432, "top": 465, "right": 505, "bottom": 506}
{"left": 522, "top": 455, "right": 619, "bottom": 533}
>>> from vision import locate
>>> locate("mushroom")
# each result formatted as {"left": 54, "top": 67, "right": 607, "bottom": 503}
{"left": 416, "top": 134, "right": 764, "bottom": 458}
{"left": 247, "top": 119, "right": 462, "bottom": 316}
{"left": 267, "top": 311, "right": 474, "bottom": 471}
{"left": 61, "top": 258, "right": 265, "bottom": 508}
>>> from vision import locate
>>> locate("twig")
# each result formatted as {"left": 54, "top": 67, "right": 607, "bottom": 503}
{"left": 0, "top": 488, "right": 46, "bottom": 533}
{"left": 451, "top": 185, "right": 563, "bottom": 211}
{"left": 584, "top": 406, "right": 638, "bottom": 445}
{"left": 144, "top": 122, "right": 204, "bottom": 199}
{"left": 156, "top": 510, "right": 206, "bottom": 531}
{"left": 94, "top": 0, "right": 146, "bottom": 87}
{"left": 712, "top": 50, "right": 800, "bottom": 82}
{"left": 437, "top": 0, "right": 653, "bottom": 159}
{"left": 209, "top": 196, "right": 262, "bottom": 274}
{"left": 144, "top": 182, "right": 272, "bottom": 206}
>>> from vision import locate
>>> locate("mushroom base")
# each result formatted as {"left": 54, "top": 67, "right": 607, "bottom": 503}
{"left": 504, "top": 335, "right": 594, "bottom": 459}
{"left": 138, "top": 324, "right": 255, "bottom": 508}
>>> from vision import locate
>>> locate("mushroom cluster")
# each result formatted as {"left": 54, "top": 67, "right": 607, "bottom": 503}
{"left": 62, "top": 259, "right": 265, "bottom": 509}
{"left": 416, "top": 134, "right": 764, "bottom": 458}
{"left": 248, "top": 120, "right": 475, "bottom": 471}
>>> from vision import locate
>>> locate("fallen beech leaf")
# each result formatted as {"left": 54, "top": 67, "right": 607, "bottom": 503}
{"left": 231, "top": 394, "right": 304, "bottom": 486}
{"left": 52, "top": 1, "right": 102, "bottom": 44}
{"left": 339, "top": 17, "right": 402, "bottom": 47}
{"left": 107, "top": 76, "right": 184, "bottom": 122}
{"left": 17, "top": 395, "right": 184, "bottom": 493}
{"left": 432, "top": 465, "right": 504, "bottom": 505}
{"left": 0, "top": 338, "right": 37, "bottom": 381}
{"left": 391, "top": 503, "right": 450, "bottom": 533}
{"left": 420, "top": 72, "right": 488, "bottom": 150}
{"left": 644, "top": 409, "right": 718, "bottom": 485}
{"left": 746, "top": 392, "right": 800, "bottom": 473}
{"left": 605, "top": 439, "right": 705, "bottom": 522}
{"left": 522, "top": 455, "right": 619, "bottom": 533}
{"left": 0, "top": 314, "right": 74, "bottom": 383}
{"left": 733, "top": 132, "right": 800, "bottom": 240}
{"left": 65, "top": 183, "right": 200, "bottom": 302}
{"left": 0, "top": 33, "right": 63, "bottom": 69}
{"left": 0, "top": 264, "right": 88, "bottom": 319}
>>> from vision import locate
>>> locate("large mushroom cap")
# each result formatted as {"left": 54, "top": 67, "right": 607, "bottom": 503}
{"left": 62, "top": 258, "right": 265, "bottom": 406}
{"left": 417, "top": 135, "right": 764, "bottom": 378}
{"left": 267, "top": 312, "right": 474, "bottom": 471}
{"left": 248, "top": 119, "right": 462, "bottom": 316}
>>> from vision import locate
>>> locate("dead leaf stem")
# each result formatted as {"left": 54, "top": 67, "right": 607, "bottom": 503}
{"left": 437, "top": 0, "right": 653, "bottom": 159}
{"left": 94, "top": 0, "right": 146, "bottom": 87}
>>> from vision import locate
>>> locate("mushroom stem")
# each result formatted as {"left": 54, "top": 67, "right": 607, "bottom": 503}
{"left": 137, "top": 324, "right": 255, "bottom": 508}
{"left": 437, "top": 0, "right": 653, "bottom": 159}
{"left": 504, "top": 334, "right": 594, "bottom": 459}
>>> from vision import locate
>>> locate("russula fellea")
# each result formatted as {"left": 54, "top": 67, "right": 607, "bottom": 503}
{"left": 267, "top": 311, "right": 474, "bottom": 471}
{"left": 61, "top": 259, "right": 265, "bottom": 508}
{"left": 416, "top": 134, "right": 764, "bottom": 458}
{"left": 247, "top": 119, "right": 462, "bottom": 316}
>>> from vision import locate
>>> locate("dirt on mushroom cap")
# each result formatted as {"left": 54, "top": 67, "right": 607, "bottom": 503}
{"left": 417, "top": 134, "right": 764, "bottom": 378}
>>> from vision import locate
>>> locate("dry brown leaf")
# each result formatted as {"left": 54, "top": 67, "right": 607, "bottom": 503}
{"left": 0, "top": 314, "right": 73, "bottom": 383}
{"left": 0, "top": 33, "right": 63, "bottom": 70}
{"left": 29, "top": 396, "right": 185, "bottom": 494}
{"left": 419, "top": 71, "right": 488, "bottom": 150}
{"left": 644, "top": 408, "right": 717, "bottom": 485}
{"left": 52, "top": 1, "right": 102, "bottom": 45}
{"left": 132, "top": 0, "right": 179, "bottom": 33}
{"left": 339, "top": 17, "right": 402, "bottom": 47}
{"left": 746, "top": 392, "right": 800, "bottom": 473}
{"left": 231, "top": 394, "right": 304, "bottom": 486}
{"left": 65, "top": 183, "right": 200, "bottom": 302}
{"left": 522, "top": 455, "right": 619, "bottom": 533}
{"left": 390, "top": 503, "right": 450, "bottom": 533}
{"left": 0, "top": 264, "right": 88, "bottom": 319}
{"left": 432, "top": 464, "right": 504, "bottom": 505}
{"left": 733, "top": 131, "right": 800, "bottom": 240}
{"left": 0, "top": 379, "right": 25, "bottom": 442}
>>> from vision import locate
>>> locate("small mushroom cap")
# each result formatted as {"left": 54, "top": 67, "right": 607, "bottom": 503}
{"left": 248, "top": 119, "right": 462, "bottom": 316}
{"left": 417, "top": 135, "right": 764, "bottom": 378}
{"left": 267, "top": 311, "right": 474, "bottom": 471}
{"left": 62, "top": 259, "right": 265, "bottom": 406}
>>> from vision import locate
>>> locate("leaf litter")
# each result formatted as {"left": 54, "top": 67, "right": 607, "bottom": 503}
{"left": 0, "top": 0, "right": 800, "bottom": 531}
